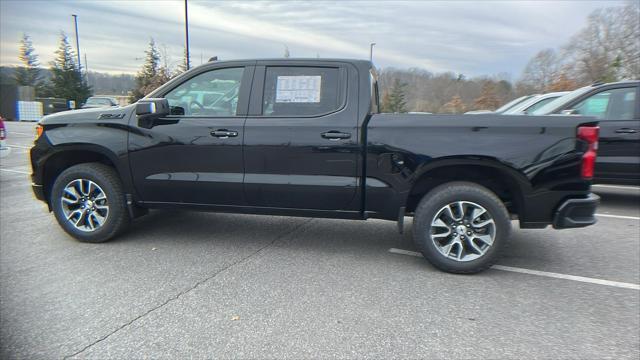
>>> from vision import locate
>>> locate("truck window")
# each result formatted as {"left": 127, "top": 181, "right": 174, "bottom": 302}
{"left": 370, "top": 68, "right": 380, "bottom": 114}
{"left": 262, "top": 66, "right": 342, "bottom": 117}
{"left": 573, "top": 87, "right": 636, "bottom": 120}
{"left": 165, "top": 67, "right": 244, "bottom": 117}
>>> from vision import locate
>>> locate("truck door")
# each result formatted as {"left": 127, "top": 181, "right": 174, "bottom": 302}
{"left": 243, "top": 62, "right": 361, "bottom": 211}
{"left": 569, "top": 85, "right": 640, "bottom": 184}
{"left": 128, "top": 63, "right": 254, "bottom": 205}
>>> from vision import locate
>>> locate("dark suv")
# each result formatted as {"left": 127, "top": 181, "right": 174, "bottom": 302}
{"left": 533, "top": 81, "right": 640, "bottom": 185}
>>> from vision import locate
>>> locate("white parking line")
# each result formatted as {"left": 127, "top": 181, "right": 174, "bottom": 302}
{"left": 6, "top": 131, "right": 33, "bottom": 136}
{"left": 0, "top": 168, "right": 29, "bottom": 174}
{"left": 592, "top": 184, "right": 640, "bottom": 191}
{"left": 596, "top": 213, "right": 640, "bottom": 220}
{"left": 388, "top": 248, "right": 640, "bottom": 290}
{"left": 7, "top": 144, "right": 31, "bottom": 149}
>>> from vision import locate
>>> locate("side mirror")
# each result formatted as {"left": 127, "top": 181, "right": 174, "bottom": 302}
{"left": 561, "top": 108, "right": 579, "bottom": 115}
{"left": 136, "top": 98, "right": 169, "bottom": 118}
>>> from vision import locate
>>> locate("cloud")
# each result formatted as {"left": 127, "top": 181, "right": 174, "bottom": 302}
{"left": 0, "top": 0, "right": 626, "bottom": 76}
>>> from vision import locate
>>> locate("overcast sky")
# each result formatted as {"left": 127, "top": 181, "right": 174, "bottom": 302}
{"left": 0, "top": 0, "right": 625, "bottom": 78}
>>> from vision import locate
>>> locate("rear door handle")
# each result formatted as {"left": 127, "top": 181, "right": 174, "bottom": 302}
{"left": 321, "top": 131, "right": 351, "bottom": 140}
{"left": 211, "top": 129, "right": 238, "bottom": 138}
{"left": 615, "top": 128, "right": 637, "bottom": 134}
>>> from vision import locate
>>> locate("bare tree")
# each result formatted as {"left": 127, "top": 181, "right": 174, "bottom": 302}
{"left": 441, "top": 95, "right": 466, "bottom": 114}
{"left": 547, "top": 74, "right": 579, "bottom": 92}
{"left": 564, "top": 1, "right": 640, "bottom": 83}
{"left": 473, "top": 82, "right": 501, "bottom": 110}
{"left": 616, "top": 1, "right": 640, "bottom": 79}
{"left": 519, "top": 49, "right": 560, "bottom": 92}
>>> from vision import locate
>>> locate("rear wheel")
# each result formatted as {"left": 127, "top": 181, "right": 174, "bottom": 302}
{"left": 413, "top": 181, "right": 511, "bottom": 274}
{"left": 51, "top": 163, "right": 130, "bottom": 243}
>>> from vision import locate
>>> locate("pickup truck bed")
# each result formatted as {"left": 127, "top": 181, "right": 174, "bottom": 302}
{"left": 365, "top": 113, "right": 596, "bottom": 227}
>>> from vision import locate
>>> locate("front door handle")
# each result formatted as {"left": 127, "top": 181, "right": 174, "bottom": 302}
{"left": 615, "top": 128, "right": 637, "bottom": 134}
{"left": 211, "top": 129, "right": 238, "bottom": 138}
{"left": 321, "top": 131, "right": 351, "bottom": 140}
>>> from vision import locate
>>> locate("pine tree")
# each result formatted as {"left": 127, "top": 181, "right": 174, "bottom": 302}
{"left": 380, "top": 92, "right": 392, "bottom": 112}
{"left": 130, "top": 38, "right": 171, "bottom": 102}
{"left": 382, "top": 79, "right": 407, "bottom": 113}
{"left": 14, "top": 33, "right": 46, "bottom": 95}
{"left": 176, "top": 47, "right": 190, "bottom": 75}
{"left": 49, "top": 33, "right": 92, "bottom": 106}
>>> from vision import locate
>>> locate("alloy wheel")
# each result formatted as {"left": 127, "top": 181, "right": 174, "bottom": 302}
{"left": 430, "top": 201, "right": 496, "bottom": 262}
{"left": 60, "top": 179, "right": 109, "bottom": 232}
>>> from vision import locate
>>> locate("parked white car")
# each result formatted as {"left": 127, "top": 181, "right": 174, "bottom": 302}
{"left": 464, "top": 110, "right": 493, "bottom": 114}
{"left": 501, "top": 92, "right": 570, "bottom": 115}
{"left": 494, "top": 95, "right": 537, "bottom": 113}
{"left": 465, "top": 95, "right": 537, "bottom": 115}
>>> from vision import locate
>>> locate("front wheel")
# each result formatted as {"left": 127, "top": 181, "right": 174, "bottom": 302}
{"left": 51, "top": 163, "right": 130, "bottom": 243}
{"left": 413, "top": 181, "right": 511, "bottom": 274}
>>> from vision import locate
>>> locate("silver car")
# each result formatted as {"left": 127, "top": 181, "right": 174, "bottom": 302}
{"left": 501, "top": 92, "right": 570, "bottom": 115}
{"left": 81, "top": 97, "right": 119, "bottom": 109}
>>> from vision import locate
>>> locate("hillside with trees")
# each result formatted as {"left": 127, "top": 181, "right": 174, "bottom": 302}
{"left": 379, "top": 1, "right": 638, "bottom": 113}
{"left": 2, "top": 1, "right": 636, "bottom": 111}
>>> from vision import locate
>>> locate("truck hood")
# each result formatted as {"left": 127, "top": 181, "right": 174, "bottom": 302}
{"left": 39, "top": 104, "right": 136, "bottom": 125}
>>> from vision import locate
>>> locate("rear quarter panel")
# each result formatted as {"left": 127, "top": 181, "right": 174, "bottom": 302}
{"left": 365, "top": 113, "right": 597, "bottom": 223}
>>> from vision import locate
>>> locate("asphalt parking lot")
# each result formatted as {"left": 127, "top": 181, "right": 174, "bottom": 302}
{"left": 1, "top": 120, "right": 639, "bottom": 359}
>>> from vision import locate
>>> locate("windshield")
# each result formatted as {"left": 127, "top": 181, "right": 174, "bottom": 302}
{"left": 495, "top": 95, "right": 534, "bottom": 113}
{"left": 524, "top": 96, "right": 559, "bottom": 114}
{"left": 86, "top": 98, "right": 112, "bottom": 106}
{"left": 531, "top": 85, "right": 593, "bottom": 115}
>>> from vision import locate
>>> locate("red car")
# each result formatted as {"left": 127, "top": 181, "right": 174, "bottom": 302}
{"left": 0, "top": 116, "right": 10, "bottom": 158}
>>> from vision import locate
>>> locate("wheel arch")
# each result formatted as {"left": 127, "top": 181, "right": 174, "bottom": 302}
{"left": 39, "top": 144, "right": 132, "bottom": 208}
{"left": 405, "top": 157, "right": 531, "bottom": 218}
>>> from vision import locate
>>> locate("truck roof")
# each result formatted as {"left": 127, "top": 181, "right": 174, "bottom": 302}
{"left": 194, "top": 58, "right": 373, "bottom": 68}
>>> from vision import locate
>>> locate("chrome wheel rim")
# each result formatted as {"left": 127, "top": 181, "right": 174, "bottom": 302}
{"left": 61, "top": 179, "right": 109, "bottom": 232}
{"left": 430, "top": 201, "right": 496, "bottom": 262}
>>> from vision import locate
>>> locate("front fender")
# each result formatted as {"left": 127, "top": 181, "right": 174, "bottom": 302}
{"left": 31, "top": 122, "right": 136, "bottom": 200}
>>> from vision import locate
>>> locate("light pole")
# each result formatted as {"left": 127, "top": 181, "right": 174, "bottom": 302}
{"left": 71, "top": 14, "right": 81, "bottom": 70}
{"left": 369, "top": 42, "right": 376, "bottom": 63}
{"left": 184, "top": 0, "right": 190, "bottom": 70}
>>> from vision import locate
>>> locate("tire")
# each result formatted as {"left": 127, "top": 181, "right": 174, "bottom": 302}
{"left": 413, "top": 181, "right": 511, "bottom": 274}
{"left": 50, "top": 163, "right": 130, "bottom": 243}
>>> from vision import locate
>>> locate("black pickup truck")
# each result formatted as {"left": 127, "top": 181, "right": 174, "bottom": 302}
{"left": 30, "top": 59, "right": 600, "bottom": 273}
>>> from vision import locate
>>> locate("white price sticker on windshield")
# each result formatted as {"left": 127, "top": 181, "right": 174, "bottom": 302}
{"left": 276, "top": 76, "right": 321, "bottom": 103}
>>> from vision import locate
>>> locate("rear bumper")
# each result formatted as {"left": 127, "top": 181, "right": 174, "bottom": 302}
{"left": 552, "top": 193, "right": 599, "bottom": 229}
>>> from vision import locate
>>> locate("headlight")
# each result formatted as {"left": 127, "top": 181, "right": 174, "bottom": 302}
{"left": 35, "top": 124, "right": 43, "bottom": 139}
